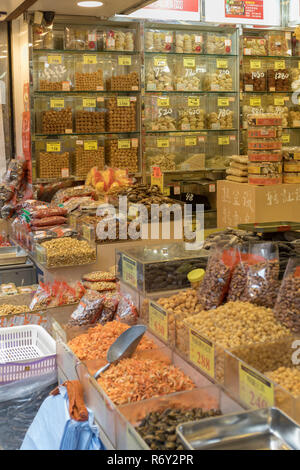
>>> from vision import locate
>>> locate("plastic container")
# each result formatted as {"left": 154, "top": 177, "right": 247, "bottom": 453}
{"left": 145, "top": 29, "right": 174, "bottom": 53}
{"left": 175, "top": 32, "right": 203, "bottom": 54}
{"left": 0, "top": 325, "right": 56, "bottom": 384}
{"left": 187, "top": 269, "right": 205, "bottom": 289}
{"left": 267, "top": 31, "right": 292, "bottom": 57}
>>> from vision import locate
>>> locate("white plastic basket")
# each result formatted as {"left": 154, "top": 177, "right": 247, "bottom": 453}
{"left": 0, "top": 325, "right": 57, "bottom": 384}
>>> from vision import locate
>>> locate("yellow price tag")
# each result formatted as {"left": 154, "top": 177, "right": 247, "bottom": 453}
{"left": 82, "top": 98, "right": 96, "bottom": 108}
{"left": 157, "top": 97, "right": 170, "bottom": 107}
{"left": 50, "top": 99, "right": 64, "bottom": 108}
{"left": 185, "top": 137, "right": 197, "bottom": 146}
{"left": 274, "top": 60, "right": 285, "bottom": 70}
{"left": 239, "top": 363, "right": 274, "bottom": 409}
{"left": 218, "top": 97, "right": 229, "bottom": 107}
{"left": 183, "top": 57, "right": 195, "bottom": 68}
{"left": 274, "top": 97, "right": 285, "bottom": 106}
{"left": 82, "top": 224, "right": 92, "bottom": 242}
{"left": 149, "top": 301, "right": 168, "bottom": 341}
{"left": 117, "top": 97, "right": 130, "bottom": 107}
{"left": 157, "top": 138, "right": 169, "bottom": 148}
{"left": 122, "top": 255, "right": 137, "bottom": 289}
{"left": 83, "top": 55, "right": 97, "bottom": 64}
{"left": 189, "top": 329, "right": 215, "bottom": 379}
{"left": 118, "top": 139, "right": 131, "bottom": 149}
{"left": 218, "top": 136, "right": 230, "bottom": 145}
{"left": 250, "top": 97, "right": 261, "bottom": 107}
{"left": 46, "top": 142, "right": 61, "bottom": 152}
{"left": 84, "top": 141, "right": 98, "bottom": 151}
{"left": 295, "top": 153, "right": 300, "bottom": 160}
{"left": 250, "top": 60, "right": 261, "bottom": 69}
{"left": 188, "top": 97, "right": 200, "bottom": 107}
{"left": 217, "top": 59, "right": 228, "bottom": 68}
{"left": 48, "top": 55, "right": 62, "bottom": 65}
{"left": 118, "top": 56, "right": 132, "bottom": 66}
{"left": 68, "top": 214, "right": 77, "bottom": 230}
{"left": 153, "top": 56, "right": 167, "bottom": 67}
{"left": 281, "top": 134, "right": 290, "bottom": 143}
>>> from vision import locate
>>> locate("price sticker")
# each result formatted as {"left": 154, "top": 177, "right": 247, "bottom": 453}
{"left": 84, "top": 140, "right": 98, "bottom": 151}
{"left": 157, "top": 97, "right": 170, "bottom": 107}
{"left": 239, "top": 363, "right": 274, "bottom": 409}
{"left": 274, "top": 60, "right": 285, "bottom": 70}
{"left": 117, "top": 97, "right": 130, "bottom": 107}
{"left": 118, "top": 139, "right": 131, "bottom": 149}
{"left": 294, "top": 153, "right": 300, "bottom": 160}
{"left": 122, "top": 255, "right": 137, "bottom": 289}
{"left": 281, "top": 134, "right": 290, "bottom": 143}
{"left": 50, "top": 99, "right": 64, "bottom": 108}
{"left": 189, "top": 329, "right": 215, "bottom": 379}
{"left": 183, "top": 57, "right": 196, "bottom": 68}
{"left": 83, "top": 98, "right": 96, "bottom": 108}
{"left": 157, "top": 138, "right": 169, "bottom": 148}
{"left": 216, "top": 59, "right": 228, "bottom": 69}
{"left": 48, "top": 55, "right": 62, "bottom": 65}
{"left": 218, "top": 136, "right": 230, "bottom": 145}
{"left": 46, "top": 142, "right": 61, "bottom": 152}
{"left": 82, "top": 224, "right": 92, "bottom": 242}
{"left": 149, "top": 301, "right": 168, "bottom": 341}
{"left": 69, "top": 214, "right": 77, "bottom": 230}
{"left": 218, "top": 97, "right": 229, "bottom": 107}
{"left": 83, "top": 55, "right": 97, "bottom": 64}
{"left": 188, "top": 97, "right": 200, "bottom": 107}
{"left": 250, "top": 97, "right": 261, "bottom": 107}
{"left": 61, "top": 168, "right": 69, "bottom": 178}
{"left": 153, "top": 56, "right": 167, "bottom": 67}
{"left": 118, "top": 56, "right": 132, "bottom": 66}
{"left": 274, "top": 97, "right": 285, "bottom": 106}
{"left": 185, "top": 137, "right": 197, "bottom": 146}
{"left": 250, "top": 60, "right": 261, "bottom": 69}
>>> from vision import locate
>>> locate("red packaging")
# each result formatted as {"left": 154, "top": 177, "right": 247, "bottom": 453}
{"left": 32, "top": 207, "right": 67, "bottom": 219}
{"left": 31, "top": 216, "right": 67, "bottom": 227}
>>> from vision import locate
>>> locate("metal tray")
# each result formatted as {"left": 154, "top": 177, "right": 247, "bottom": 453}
{"left": 0, "top": 246, "right": 28, "bottom": 266}
{"left": 238, "top": 222, "right": 300, "bottom": 233}
{"left": 176, "top": 408, "right": 300, "bottom": 450}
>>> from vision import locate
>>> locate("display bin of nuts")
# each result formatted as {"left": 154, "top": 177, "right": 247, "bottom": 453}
{"left": 106, "top": 96, "right": 137, "bottom": 133}
{"left": 173, "top": 56, "right": 204, "bottom": 92}
{"left": 74, "top": 95, "right": 106, "bottom": 133}
{"left": 103, "top": 28, "right": 136, "bottom": 52}
{"left": 202, "top": 57, "right": 235, "bottom": 92}
{"left": 223, "top": 339, "right": 300, "bottom": 425}
{"left": 145, "top": 29, "right": 174, "bottom": 53}
{"left": 116, "top": 243, "right": 208, "bottom": 295}
{"left": 33, "top": 52, "right": 74, "bottom": 92}
{"left": 144, "top": 94, "right": 178, "bottom": 132}
{"left": 145, "top": 55, "right": 175, "bottom": 91}
{"left": 74, "top": 55, "right": 104, "bottom": 91}
{"left": 243, "top": 57, "right": 268, "bottom": 92}
{"left": 115, "top": 385, "right": 243, "bottom": 450}
{"left": 64, "top": 26, "right": 99, "bottom": 51}
{"left": 35, "top": 95, "right": 74, "bottom": 135}
{"left": 105, "top": 55, "right": 140, "bottom": 91}
{"left": 204, "top": 131, "right": 238, "bottom": 170}
{"left": 34, "top": 236, "right": 96, "bottom": 268}
{"left": 176, "top": 95, "right": 206, "bottom": 131}
{"left": 267, "top": 63, "right": 291, "bottom": 93}
{"left": 106, "top": 138, "right": 139, "bottom": 173}
{"left": 74, "top": 139, "right": 105, "bottom": 179}
{"left": 241, "top": 95, "right": 268, "bottom": 129}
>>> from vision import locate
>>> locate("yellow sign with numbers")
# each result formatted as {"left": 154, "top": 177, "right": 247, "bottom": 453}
{"left": 149, "top": 301, "right": 168, "bottom": 341}
{"left": 189, "top": 329, "right": 215, "bottom": 379}
{"left": 239, "top": 363, "right": 274, "bottom": 409}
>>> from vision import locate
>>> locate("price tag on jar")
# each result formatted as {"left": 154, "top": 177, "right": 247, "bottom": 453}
{"left": 118, "top": 139, "right": 131, "bottom": 149}
{"left": 149, "top": 301, "right": 168, "bottom": 341}
{"left": 83, "top": 55, "right": 97, "bottom": 64}
{"left": 118, "top": 56, "right": 132, "bottom": 66}
{"left": 250, "top": 60, "right": 261, "bottom": 69}
{"left": 183, "top": 57, "right": 196, "bottom": 68}
{"left": 188, "top": 97, "right": 200, "bottom": 107}
{"left": 122, "top": 255, "right": 138, "bottom": 289}
{"left": 48, "top": 55, "right": 62, "bottom": 65}
{"left": 50, "top": 98, "right": 64, "bottom": 108}
{"left": 218, "top": 97, "right": 229, "bottom": 107}
{"left": 185, "top": 136, "right": 197, "bottom": 146}
{"left": 157, "top": 97, "right": 169, "bottom": 107}
{"left": 250, "top": 97, "right": 261, "bottom": 107}
{"left": 239, "top": 363, "right": 274, "bottom": 409}
{"left": 153, "top": 56, "right": 167, "bottom": 67}
{"left": 82, "top": 98, "right": 96, "bottom": 108}
{"left": 216, "top": 59, "right": 228, "bottom": 69}
{"left": 84, "top": 140, "right": 98, "bottom": 151}
{"left": 151, "top": 166, "right": 164, "bottom": 193}
{"left": 274, "top": 97, "right": 285, "bottom": 106}
{"left": 117, "top": 97, "right": 130, "bottom": 107}
{"left": 61, "top": 168, "right": 69, "bottom": 178}
{"left": 157, "top": 138, "right": 169, "bottom": 148}
{"left": 218, "top": 136, "right": 230, "bottom": 145}
{"left": 46, "top": 142, "right": 61, "bottom": 152}
{"left": 189, "top": 328, "right": 215, "bottom": 379}
{"left": 274, "top": 60, "right": 286, "bottom": 70}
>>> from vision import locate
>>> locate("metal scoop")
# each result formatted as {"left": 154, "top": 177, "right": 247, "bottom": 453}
{"left": 93, "top": 324, "right": 147, "bottom": 379}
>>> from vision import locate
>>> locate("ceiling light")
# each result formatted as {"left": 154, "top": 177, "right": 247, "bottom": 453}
{"left": 77, "top": 1, "right": 103, "bottom": 6}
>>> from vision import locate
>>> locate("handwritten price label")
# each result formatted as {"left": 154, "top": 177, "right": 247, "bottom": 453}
{"left": 83, "top": 98, "right": 96, "bottom": 108}
{"left": 153, "top": 56, "right": 167, "bottom": 67}
{"left": 149, "top": 301, "right": 168, "bottom": 341}
{"left": 250, "top": 60, "right": 261, "bottom": 69}
{"left": 84, "top": 140, "right": 98, "bottom": 150}
{"left": 189, "top": 329, "right": 215, "bottom": 378}
{"left": 50, "top": 99, "right": 64, "bottom": 108}
{"left": 239, "top": 363, "right": 274, "bottom": 409}
{"left": 250, "top": 97, "right": 261, "bottom": 107}
{"left": 274, "top": 97, "right": 285, "bottom": 106}
{"left": 218, "top": 98, "right": 229, "bottom": 107}
{"left": 157, "top": 138, "right": 169, "bottom": 148}
{"left": 183, "top": 57, "right": 196, "bottom": 68}
{"left": 122, "top": 255, "right": 138, "bottom": 289}
{"left": 185, "top": 137, "right": 197, "bottom": 146}
{"left": 281, "top": 134, "right": 290, "bottom": 143}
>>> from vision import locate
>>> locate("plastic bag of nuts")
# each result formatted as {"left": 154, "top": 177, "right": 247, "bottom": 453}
{"left": 274, "top": 258, "right": 300, "bottom": 333}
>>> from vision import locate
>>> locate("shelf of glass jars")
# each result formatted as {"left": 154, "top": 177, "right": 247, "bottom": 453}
{"left": 33, "top": 49, "right": 139, "bottom": 54}
{"left": 144, "top": 52, "right": 238, "bottom": 57}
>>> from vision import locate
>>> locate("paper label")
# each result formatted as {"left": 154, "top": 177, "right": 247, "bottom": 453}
{"left": 218, "top": 136, "right": 230, "bottom": 145}
{"left": 189, "top": 329, "right": 215, "bottom": 379}
{"left": 157, "top": 138, "right": 169, "bottom": 148}
{"left": 61, "top": 168, "right": 69, "bottom": 178}
{"left": 185, "top": 137, "right": 197, "bottom": 146}
{"left": 117, "top": 97, "right": 130, "bottom": 107}
{"left": 188, "top": 97, "right": 200, "bottom": 107}
{"left": 83, "top": 98, "right": 96, "bottom": 108}
{"left": 83, "top": 55, "right": 97, "bottom": 64}
{"left": 217, "top": 59, "right": 228, "bottom": 69}
{"left": 274, "top": 97, "right": 284, "bottom": 106}
{"left": 274, "top": 60, "right": 285, "bottom": 70}
{"left": 218, "top": 97, "right": 229, "bottom": 107}
{"left": 250, "top": 60, "right": 261, "bottom": 69}
{"left": 157, "top": 97, "right": 170, "bottom": 107}
{"left": 118, "top": 139, "right": 131, "bottom": 149}
{"left": 250, "top": 97, "right": 261, "bottom": 107}
{"left": 50, "top": 99, "right": 64, "bottom": 108}
{"left": 122, "top": 255, "right": 138, "bottom": 289}
{"left": 183, "top": 57, "right": 196, "bottom": 68}
{"left": 118, "top": 56, "right": 132, "bottom": 66}
{"left": 48, "top": 55, "right": 62, "bottom": 65}
{"left": 153, "top": 56, "right": 167, "bottom": 67}
{"left": 149, "top": 301, "right": 168, "bottom": 341}
{"left": 46, "top": 142, "right": 61, "bottom": 152}
{"left": 239, "top": 363, "right": 275, "bottom": 409}
{"left": 84, "top": 141, "right": 98, "bottom": 151}
{"left": 281, "top": 134, "right": 290, "bottom": 143}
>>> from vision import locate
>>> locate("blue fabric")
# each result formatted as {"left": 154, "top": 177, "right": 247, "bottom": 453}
{"left": 20, "top": 385, "right": 105, "bottom": 450}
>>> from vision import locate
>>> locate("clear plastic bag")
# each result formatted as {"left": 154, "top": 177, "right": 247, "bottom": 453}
{"left": 115, "top": 294, "right": 139, "bottom": 325}
{"left": 68, "top": 290, "right": 105, "bottom": 326}
{"left": 274, "top": 257, "right": 300, "bottom": 333}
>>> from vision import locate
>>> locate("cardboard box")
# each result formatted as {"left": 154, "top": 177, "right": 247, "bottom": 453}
{"left": 217, "top": 180, "right": 300, "bottom": 228}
